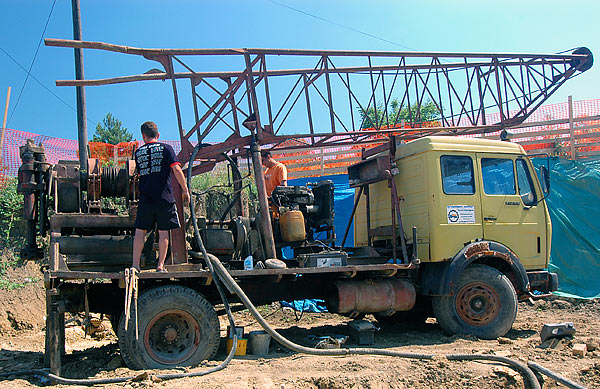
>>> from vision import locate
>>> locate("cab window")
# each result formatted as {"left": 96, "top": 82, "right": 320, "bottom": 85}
{"left": 516, "top": 159, "right": 537, "bottom": 206}
{"left": 481, "top": 158, "right": 516, "bottom": 195}
{"left": 441, "top": 155, "right": 475, "bottom": 195}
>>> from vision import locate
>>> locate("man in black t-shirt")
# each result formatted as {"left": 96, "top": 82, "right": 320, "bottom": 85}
{"left": 132, "top": 121, "right": 190, "bottom": 272}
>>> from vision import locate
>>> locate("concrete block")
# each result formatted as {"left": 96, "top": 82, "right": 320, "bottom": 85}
{"left": 573, "top": 343, "right": 587, "bottom": 357}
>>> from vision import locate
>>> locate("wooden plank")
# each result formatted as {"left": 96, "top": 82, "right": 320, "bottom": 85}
{"left": 228, "top": 262, "right": 414, "bottom": 277}
{"left": 273, "top": 148, "right": 360, "bottom": 161}
{"left": 50, "top": 214, "right": 136, "bottom": 230}
{"left": 287, "top": 156, "right": 361, "bottom": 169}
{"left": 47, "top": 269, "right": 214, "bottom": 280}
{"left": 287, "top": 165, "right": 349, "bottom": 178}
{"left": 48, "top": 271, "right": 124, "bottom": 279}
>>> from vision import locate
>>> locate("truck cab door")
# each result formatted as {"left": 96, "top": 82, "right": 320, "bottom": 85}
{"left": 476, "top": 154, "right": 547, "bottom": 268}
{"left": 431, "top": 154, "right": 483, "bottom": 260}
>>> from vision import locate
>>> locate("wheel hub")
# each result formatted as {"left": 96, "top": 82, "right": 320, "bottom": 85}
{"left": 163, "top": 326, "right": 178, "bottom": 343}
{"left": 456, "top": 282, "right": 500, "bottom": 326}
{"left": 144, "top": 310, "right": 201, "bottom": 365}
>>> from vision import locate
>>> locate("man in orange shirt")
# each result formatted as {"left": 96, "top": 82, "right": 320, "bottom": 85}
{"left": 261, "top": 150, "right": 287, "bottom": 196}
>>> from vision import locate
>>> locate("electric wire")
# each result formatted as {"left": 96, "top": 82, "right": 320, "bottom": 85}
{"left": 0, "top": 46, "right": 99, "bottom": 128}
{"left": 268, "top": 0, "right": 417, "bottom": 51}
{"left": 8, "top": 0, "right": 57, "bottom": 126}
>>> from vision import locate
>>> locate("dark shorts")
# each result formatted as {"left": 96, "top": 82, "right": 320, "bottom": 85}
{"left": 134, "top": 202, "right": 180, "bottom": 231}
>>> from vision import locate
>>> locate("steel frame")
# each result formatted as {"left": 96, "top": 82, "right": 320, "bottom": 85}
{"left": 45, "top": 38, "right": 592, "bottom": 168}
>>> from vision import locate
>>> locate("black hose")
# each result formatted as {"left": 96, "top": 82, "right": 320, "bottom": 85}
{"left": 219, "top": 152, "right": 243, "bottom": 224}
{"left": 206, "top": 253, "right": 434, "bottom": 359}
{"left": 181, "top": 143, "right": 240, "bottom": 373}
{"left": 528, "top": 361, "right": 587, "bottom": 389}
{"left": 447, "top": 354, "right": 540, "bottom": 389}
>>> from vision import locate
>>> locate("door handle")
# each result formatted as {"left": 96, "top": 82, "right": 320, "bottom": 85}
{"left": 484, "top": 216, "right": 497, "bottom": 221}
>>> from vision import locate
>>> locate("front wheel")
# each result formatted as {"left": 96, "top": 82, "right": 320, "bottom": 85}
{"left": 117, "top": 285, "right": 220, "bottom": 369}
{"left": 432, "top": 264, "right": 517, "bottom": 339}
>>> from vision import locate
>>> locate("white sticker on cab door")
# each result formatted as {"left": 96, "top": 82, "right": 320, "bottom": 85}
{"left": 447, "top": 205, "right": 475, "bottom": 224}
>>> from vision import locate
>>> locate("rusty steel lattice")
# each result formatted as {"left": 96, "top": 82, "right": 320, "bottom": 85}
{"left": 45, "top": 39, "right": 592, "bottom": 165}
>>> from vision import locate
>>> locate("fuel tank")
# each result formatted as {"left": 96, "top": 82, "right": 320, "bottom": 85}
{"left": 326, "top": 279, "right": 416, "bottom": 314}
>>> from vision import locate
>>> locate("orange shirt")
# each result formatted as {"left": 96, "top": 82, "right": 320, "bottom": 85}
{"left": 264, "top": 162, "right": 287, "bottom": 196}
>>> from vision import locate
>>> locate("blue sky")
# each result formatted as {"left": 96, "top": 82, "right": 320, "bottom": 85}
{"left": 1, "top": 0, "right": 599, "bottom": 142}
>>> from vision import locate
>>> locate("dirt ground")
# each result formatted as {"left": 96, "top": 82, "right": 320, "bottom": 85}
{"left": 0, "top": 262, "right": 598, "bottom": 389}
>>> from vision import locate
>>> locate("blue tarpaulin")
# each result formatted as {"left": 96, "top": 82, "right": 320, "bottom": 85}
{"left": 280, "top": 299, "right": 328, "bottom": 313}
{"left": 533, "top": 158, "right": 600, "bottom": 299}
{"left": 285, "top": 160, "right": 600, "bottom": 305}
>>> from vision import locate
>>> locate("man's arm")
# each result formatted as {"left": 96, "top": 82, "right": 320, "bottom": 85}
{"left": 279, "top": 164, "right": 288, "bottom": 186}
{"left": 171, "top": 164, "right": 190, "bottom": 205}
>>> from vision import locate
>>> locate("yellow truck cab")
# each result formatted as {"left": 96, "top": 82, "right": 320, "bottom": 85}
{"left": 353, "top": 136, "right": 556, "bottom": 339}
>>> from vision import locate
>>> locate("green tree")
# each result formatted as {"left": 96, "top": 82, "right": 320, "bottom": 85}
{"left": 92, "top": 113, "right": 133, "bottom": 144}
{"left": 359, "top": 99, "right": 440, "bottom": 129}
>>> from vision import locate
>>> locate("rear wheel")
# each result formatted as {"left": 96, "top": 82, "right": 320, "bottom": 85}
{"left": 432, "top": 264, "right": 517, "bottom": 339}
{"left": 117, "top": 285, "right": 220, "bottom": 369}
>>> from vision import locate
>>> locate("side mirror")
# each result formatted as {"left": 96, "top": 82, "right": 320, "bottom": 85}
{"left": 540, "top": 165, "right": 550, "bottom": 195}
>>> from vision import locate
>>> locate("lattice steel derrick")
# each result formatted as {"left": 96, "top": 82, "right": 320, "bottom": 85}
{"left": 46, "top": 39, "right": 592, "bottom": 158}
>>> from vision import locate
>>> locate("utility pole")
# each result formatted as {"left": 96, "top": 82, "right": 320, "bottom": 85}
{"left": 72, "top": 0, "right": 88, "bottom": 169}
{"left": 0, "top": 87, "right": 11, "bottom": 163}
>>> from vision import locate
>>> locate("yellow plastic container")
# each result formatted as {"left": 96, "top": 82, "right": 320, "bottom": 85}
{"left": 226, "top": 338, "right": 248, "bottom": 356}
{"left": 280, "top": 210, "right": 305, "bottom": 242}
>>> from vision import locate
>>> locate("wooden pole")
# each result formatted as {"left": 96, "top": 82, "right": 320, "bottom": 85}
{"left": 72, "top": 0, "right": 88, "bottom": 170}
{"left": 0, "top": 86, "right": 11, "bottom": 161}
{"left": 568, "top": 95, "right": 576, "bottom": 160}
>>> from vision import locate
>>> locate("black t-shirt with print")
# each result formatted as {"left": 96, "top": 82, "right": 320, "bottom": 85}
{"left": 134, "top": 142, "right": 179, "bottom": 204}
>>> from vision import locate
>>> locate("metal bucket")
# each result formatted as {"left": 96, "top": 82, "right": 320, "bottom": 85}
{"left": 248, "top": 330, "right": 271, "bottom": 356}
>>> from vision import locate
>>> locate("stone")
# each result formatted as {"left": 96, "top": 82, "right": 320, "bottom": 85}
{"left": 551, "top": 299, "right": 573, "bottom": 309}
{"left": 493, "top": 366, "right": 518, "bottom": 380}
{"left": 498, "top": 337, "right": 513, "bottom": 344}
{"left": 535, "top": 300, "right": 549, "bottom": 309}
{"left": 538, "top": 338, "right": 562, "bottom": 350}
{"left": 585, "top": 338, "right": 598, "bottom": 352}
{"left": 133, "top": 371, "right": 149, "bottom": 381}
{"left": 573, "top": 343, "right": 588, "bottom": 357}
{"left": 494, "top": 350, "right": 512, "bottom": 358}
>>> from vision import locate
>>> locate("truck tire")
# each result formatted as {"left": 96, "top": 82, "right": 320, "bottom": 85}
{"left": 117, "top": 285, "right": 220, "bottom": 369}
{"left": 432, "top": 264, "right": 517, "bottom": 339}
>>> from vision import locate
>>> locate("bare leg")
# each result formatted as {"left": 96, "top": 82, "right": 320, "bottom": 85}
{"left": 157, "top": 230, "right": 169, "bottom": 271}
{"left": 132, "top": 229, "right": 146, "bottom": 271}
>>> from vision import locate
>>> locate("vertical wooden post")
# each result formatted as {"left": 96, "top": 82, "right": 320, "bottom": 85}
{"left": 50, "top": 232, "right": 60, "bottom": 271}
{"left": 45, "top": 287, "right": 64, "bottom": 376}
{"left": 320, "top": 148, "right": 324, "bottom": 176}
{"left": 250, "top": 139, "right": 276, "bottom": 259}
{"left": 0, "top": 87, "right": 11, "bottom": 160}
{"left": 48, "top": 302, "right": 61, "bottom": 375}
{"left": 568, "top": 95, "right": 576, "bottom": 160}
{"left": 71, "top": 0, "right": 88, "bottom": 170}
